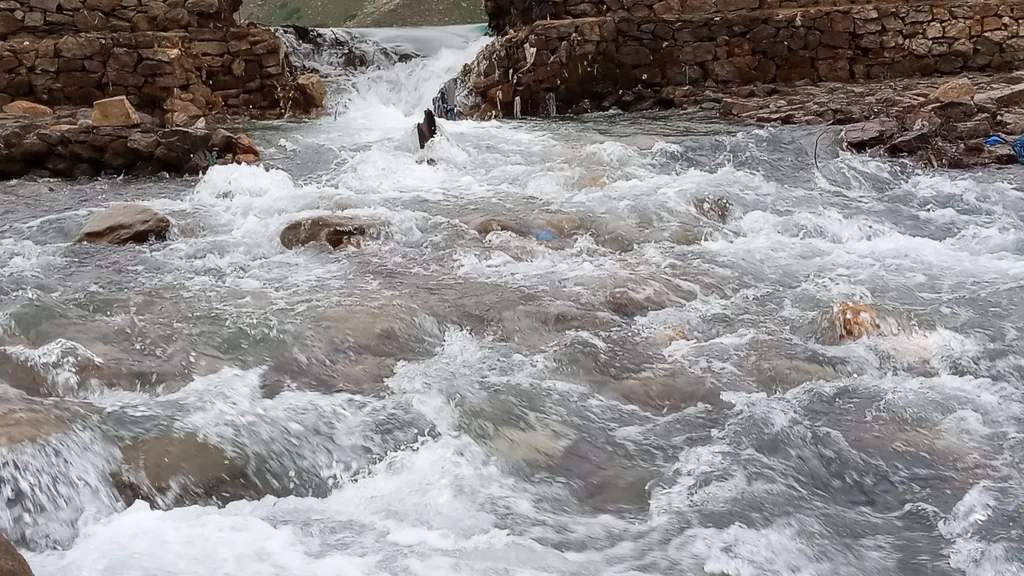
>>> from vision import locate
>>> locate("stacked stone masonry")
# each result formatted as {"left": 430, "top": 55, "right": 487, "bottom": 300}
{"left": 471, "top": 1, "right": 1024, "bottom": 117}
{"left": 0, "top": 0, "right": 297, "bottom": 116}
{"left": 488, "top": 0, "right": 917, "bottom": 32}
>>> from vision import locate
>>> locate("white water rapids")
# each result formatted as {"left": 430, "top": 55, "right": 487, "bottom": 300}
{"left": 2, "top": 26, "right": 1024, "bottom": 576}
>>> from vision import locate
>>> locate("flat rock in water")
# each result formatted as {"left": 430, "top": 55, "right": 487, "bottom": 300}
{"left": 75, "top": 204, "right": 171, "bottom": 245}
{"left": 0, "top": 534, "right": 32, "bottom": 576}
{"left": 280, "top": 215, "right": 384, "bottom": 249}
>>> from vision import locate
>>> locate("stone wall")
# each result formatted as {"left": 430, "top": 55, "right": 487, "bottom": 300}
{"left": 0, "top": 0, "right": 239, "bottom": 34}
{"left": 487, "top": 0, "right": 892, "bottom": 32}
{"left": 469, "top": 1, "right": 1024, "bottom": 117}
{"left": 0, "top": 0, "right": 307, "bottom": 118}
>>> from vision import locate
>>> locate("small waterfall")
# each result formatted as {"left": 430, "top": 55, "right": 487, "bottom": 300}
{"left": 274, "top": 25, "right": 418, "bottom": 74}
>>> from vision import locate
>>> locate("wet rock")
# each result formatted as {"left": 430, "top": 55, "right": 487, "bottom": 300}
{"left": 527, "top": 211, "right": 582, "bottom": 237}
{"left": 114, "top": 432, "right": 252, "bottom": 508}
{"left": 469, "top": 215, "right": 524, "bottom": 236}
{"left": 0, "top": 399, "right": 73, "bottom": 446}
{"left": 335, "top": 354, "right": 396, "bottom": 396}
{"left": 614, "top": 370, "right": 726, "bottom": 414}
{"left": 2, "top": 101, "right": 53, "bottom": 117}
{"left": 280, "top": 215, "right": 384, "bottom": 250}
{"left": 235, "top": 153, "right": 259, "bottom": 164}
{"left": 416, "top": 109, "right": 437, "bottom": 149}
{"left": 75, "top": 204, "right": 171, "bottom": 245}
{"left": 231, "top": 133, "right": 259, "bottom": 157}
{"left": 843, "top": 118, "right": 899, "bottom": 151}
{"left": 210, "top": 128, "right": 234, "bottom": 152}
{"left": 928, "top": 78, "right": 974, "bottom": 103}
{"left": 693, "top": 195, "right": 730, "bottom": 224}
{"left": 0, "top": 533, "right": 32, "bottom": 576}
{"left": 293, "top": 73, "right": 327, "bottom": 114}
{"left": 499, "top": 302, "right": 617, "bottom": 344}
{"left": 92, "top": 96, "right": 140, "bottom": 127}
{"left": 469, "top": 211, "right": 582, "bottom": 243}
{"left": 819, "top": 301, "right": 881, "bottom": 345}
{"left": 604, "top": 284, "right": 676, "bottom": 316}
{"left": 886, "top": 129, "right": 932, "bottom": 155}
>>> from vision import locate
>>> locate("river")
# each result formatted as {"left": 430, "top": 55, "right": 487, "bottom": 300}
{"left": 1, "top": 25, "right": 1023, "bottom": 576}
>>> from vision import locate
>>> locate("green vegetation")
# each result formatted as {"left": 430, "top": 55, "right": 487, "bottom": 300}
{"left": 240, "top": 0, "right": 485, "bottom": 27}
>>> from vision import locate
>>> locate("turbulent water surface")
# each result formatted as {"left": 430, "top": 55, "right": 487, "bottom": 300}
{"left": 2, "top": 27, "right": 1024, "bottom": 576}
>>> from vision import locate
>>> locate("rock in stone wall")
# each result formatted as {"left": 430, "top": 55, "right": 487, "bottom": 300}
{"left": 487, "top": 0, "right": 888, "bottom": 33}
{"left": 471, "top": 1, "right": 1024, "bottom": 117}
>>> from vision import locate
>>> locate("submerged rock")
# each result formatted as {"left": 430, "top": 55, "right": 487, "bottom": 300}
{"left": 469, "top": 211, "right": 583, "bottom": 243}
{"left": 0, "top": 398, "right": 74, "bottom": 447}
{"left": 75, "top": 204, "right": 171, "bottom": 245}
{"left": 114, "top": 432, "right": 253, "bottom": 508}
{"left": 0, "top": 534, "right": 32, "bottom": 576}
{"left": 614, "top": 370, "right": 727, "bottom": 415}
{"left": 280, "top": 215, "right": 385, "bottom": 250}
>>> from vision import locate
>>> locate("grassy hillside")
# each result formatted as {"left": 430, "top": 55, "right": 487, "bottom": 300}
{"left": 241, "top": 0, "right": 485, "bottom": 27}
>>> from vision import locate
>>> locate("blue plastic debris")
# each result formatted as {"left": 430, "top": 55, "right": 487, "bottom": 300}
{"left": 985, "top": 135, "right": 1008, "bottom": 147}
{"left": 1014, "top": 136, "right": 1024, "bottom": 163}
{"left": 535, "top": 230, "right": 557, "bottom": 242}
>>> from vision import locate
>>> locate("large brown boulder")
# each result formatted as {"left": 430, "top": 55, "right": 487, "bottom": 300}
{"left": 294, "top": 73, "right": 328, "bottom": 114}
{"left": 75, "top": 204, "right": 171, "bottom": 245}
{"left": 280, "top": 215, "right": 384, "bottom": 250}
{"left": 0, "top": 534, "right": 32, "bottom": 576}
{"left": 114, "top": 432, "right": 252, "bottom": 508}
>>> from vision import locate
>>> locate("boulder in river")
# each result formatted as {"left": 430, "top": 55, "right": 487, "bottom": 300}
{"left": 75, "top": 204, "right": 171, "bottom": 245}
{"left": 294, "top": 73, "right": 328, "bottom": 114}
{"left": 0, "top": 533, "right": 33, "bottom": 576}
{"left": 115, "top": 432, "right": 252, "bottom": 508}
{"left": 280, "top": 215, "right": 385, "bottom": 250}
{"left": 820, "top": 301, "right": 881, "bottom": 345}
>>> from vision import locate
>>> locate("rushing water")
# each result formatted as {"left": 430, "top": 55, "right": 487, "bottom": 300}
{"left": 2, "top": 26, "right": 1024, "bottom": 576}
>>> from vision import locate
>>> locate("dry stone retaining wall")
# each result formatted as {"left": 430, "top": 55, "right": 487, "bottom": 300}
{"left": 470, "top": 1, "right": 1024, "bottom": 117}
{"left": 0, "top": 0, "right": 297, "bottom": 117}
{"left": 487, "top": 0, "right": 902, "bottom": 32}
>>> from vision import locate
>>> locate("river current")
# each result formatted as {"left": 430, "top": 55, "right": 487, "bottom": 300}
{"left": 1, "top": 26, "right": 1023, "bottom": 576}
